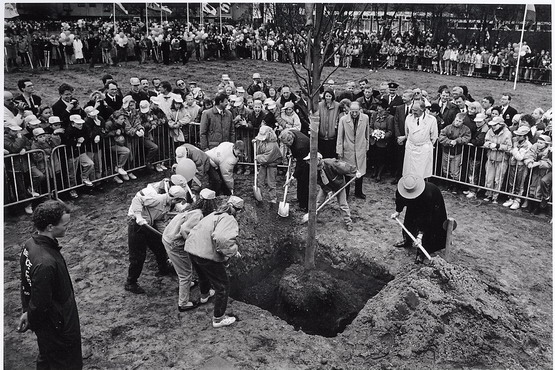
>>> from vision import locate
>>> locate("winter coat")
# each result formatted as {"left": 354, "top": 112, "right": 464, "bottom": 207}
{"left": 205, "top": 142, "right": 239, "bottom": 192}
{"left": 255, "top": 140, "right": 282, "bottom": 167}
{"left": 438, "top": 123, "right": 471, "bottom": 155}
{"left": 484, "top": 127, "right": 513, "bottom": 162}
{"left": 31, "top": 136, "right": 62, "bottom": 175}
{"left": 177, "top": 143, "right": 212, "bottom": 191}
{"left": 20, "top": 234, "right": 82, "bottom": 357}
{"left": 318, "top": 100, "right": 341, "bottom": 140}
{"left": 336, "top": 112, "right": 370, "bottom": 175}
{"left": 199, "top": 106, "right": 235, "bottom": 150}
{"left": 524, "top": 143, "right": 552, "bottom": 169}
{"left": 369, "top": 111, "right": 394, "bottom": 147}
{"left": 509, "top": 139, "right": 532, "bottom": 166}
{"left": 317, "top": 158, "right": 357, "bottom": 193}
{"left": 184, "top": 211, "right": 239, "bottom": 262}
{"left": 162, "top": 209, "right": 203, "bottom": 249}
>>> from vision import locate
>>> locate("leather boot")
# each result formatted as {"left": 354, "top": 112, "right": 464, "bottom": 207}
{"left": 354, "top": 177, "right": 366, "bottom": 199}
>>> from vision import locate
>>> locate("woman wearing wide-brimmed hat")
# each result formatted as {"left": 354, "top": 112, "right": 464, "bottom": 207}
{"left": 391, "top": 175, "right": 448, "bottom": 263}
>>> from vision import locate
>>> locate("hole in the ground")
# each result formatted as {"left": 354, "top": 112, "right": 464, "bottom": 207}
{"left": 230, "top": 238, "right": 394, "bottom": 337}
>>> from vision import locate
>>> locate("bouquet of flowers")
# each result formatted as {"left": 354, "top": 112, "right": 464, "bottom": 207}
{"left": 371, "top": 129, "right": 386, "bottom": 140}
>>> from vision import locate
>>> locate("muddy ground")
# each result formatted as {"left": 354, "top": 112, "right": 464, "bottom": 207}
{"left": 3, "top": 59, "right": 553, "bottom": 369}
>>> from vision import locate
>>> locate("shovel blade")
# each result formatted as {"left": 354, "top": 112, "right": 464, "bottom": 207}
{"left": 278, "top": 201, "right": 289, "bottom": 217}
{"left": 253, "top": 186, "right": 263, "bottom": 202}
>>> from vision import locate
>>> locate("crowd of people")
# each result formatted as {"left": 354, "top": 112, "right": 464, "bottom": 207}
{"left": 4, "top": 17, "right": 552, "bottom": 84}
{"left": 4, "top": 65, "right": 553, "bottom": 217}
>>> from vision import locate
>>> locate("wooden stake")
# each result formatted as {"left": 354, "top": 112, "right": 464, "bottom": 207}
{"left": 444, "top": 217, "right": 455, "bottom": 261}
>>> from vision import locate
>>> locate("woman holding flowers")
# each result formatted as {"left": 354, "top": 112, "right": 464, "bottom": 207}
{"left": 369, "top": 99, "right": 395, "bottom": 182}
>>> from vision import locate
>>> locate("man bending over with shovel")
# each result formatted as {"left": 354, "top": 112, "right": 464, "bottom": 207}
{"left": 300, "top": 152, "right": 361, "bottom": 231}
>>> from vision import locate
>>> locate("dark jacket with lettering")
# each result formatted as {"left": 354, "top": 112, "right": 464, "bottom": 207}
{"left": 20, "top": 234, "right": 81, "bottom": 345}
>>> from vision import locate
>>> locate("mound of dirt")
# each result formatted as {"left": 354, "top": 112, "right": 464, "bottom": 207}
{"left": 340, "top": 257, "right": 549, "bottom": 369}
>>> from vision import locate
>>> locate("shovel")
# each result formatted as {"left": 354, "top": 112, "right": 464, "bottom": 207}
{"left": 252, "top": 141, "right": 263, "bottom": 202}
{"left": 394, "top": 217, "right": 432, "bottom": 260}
{"left": 278, "top": 157, "right": 293, "bottom": 217}
{"left": 301, "top": 176, "right": 357, "bottom": 224}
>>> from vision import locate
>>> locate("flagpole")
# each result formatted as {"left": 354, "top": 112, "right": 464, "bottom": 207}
{"left": 513, "top": 5, "right": 528, "bottom": 90}
{"left": 219, "top": 3, "right": 223, "bottom": 34}
{"left": 187, "top": 4, "right": 190, "bottom": 27}
{"left": 146, "top": 3, "right": 149, "bottom": 36}
{"left": 113, "top": 3, "right": 117, "bottom": 36}
{"left": 161, "top": 2, "right": 163, "bottom": 24}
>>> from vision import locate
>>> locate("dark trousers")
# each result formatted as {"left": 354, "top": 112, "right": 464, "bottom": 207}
{"left": 36, "top": 330, "right": 82, "bottom": 370}
{"left": 318, "top": 137, "right": 337, "bottom": 159}
{"left": 127, "top": 220, "right": 168, "bottom": 284}
{"left": 345, "top": 176, "right": 364, "bottom": 197}
{"left": 295, "top": 161, "right": 309, "bottom": 210}
{"left": 393, "top": 143, "right": 406, "bottom": 178}
{"left": 211, "top": 168, "right": 232, "bottom": 196}
{"left": 189, "top": 254, "right": 229, "bottom": 318}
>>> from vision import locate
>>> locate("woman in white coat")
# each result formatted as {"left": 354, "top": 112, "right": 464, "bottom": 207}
{"left": 73, "top": 36, "right": 84, "bottom": 64}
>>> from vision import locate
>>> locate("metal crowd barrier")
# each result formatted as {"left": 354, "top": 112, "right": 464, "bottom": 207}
{"left": 4, "top": 149, "right": 52, "bottom": 206}
{"left": 432, "top": 141, "right": 551, "bottom": 203}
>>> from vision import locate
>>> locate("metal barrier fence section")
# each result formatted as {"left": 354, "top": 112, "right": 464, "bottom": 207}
{"left": 432, "top": 141, "right": 551, "bottom": 203}
{"left": 4, "top": 124, "right": 551, "bottom": 207}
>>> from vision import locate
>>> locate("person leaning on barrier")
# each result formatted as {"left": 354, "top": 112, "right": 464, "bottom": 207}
{"left": 465, "top": 113, "right": 490, "bottom": 200}
{"left": 185, "top": 195, "right": 244, "bottom": 328}
{"left": 483, "top": 116, "right": 513, "bottom": 203}
{"left": 125, "top": 185, "right": 188, "bottom": 294}
{"left": 523, "top": 135, "right": 552, "bottom": 215}
{"left": 4, "top": 119, "right": 40, "bottom": 214}
{"left": 83, "top": 106, "right": 107, "bottom": 181}
{"left": 503, "top": 126, "right": 533, "bottom": 211}
{"left": 18, "top": 200, "right": 83, "bottom": 370}
{"left": 62, "top": 114, "right": 95, "bottom": 196}
{"left": 438, "top": 112, "right": 471, "bottom": 193}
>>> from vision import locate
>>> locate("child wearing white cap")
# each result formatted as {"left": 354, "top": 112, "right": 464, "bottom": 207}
{"left": 162, "top": 188, "right": 218, "bottom": 311}
{"left": 63, "top": 114, "right": 96, "bottom": 197}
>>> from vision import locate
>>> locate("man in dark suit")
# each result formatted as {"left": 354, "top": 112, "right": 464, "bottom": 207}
{"left": 432, "top": 87, "right": 455, "bottom": 119}
{"left": 14, "top": 79, "right": 41, "bottom": 115}
{"left": 51, "top": 83, "right": 84, "bottom": 128}
{"left": 498, "top": 93, "right": 518, "bottom": 126}
{"left": 386, "top": 82, "right": 404, "bottom": 114}
{"left": 391, "top": 89, "right": 415, "bottom": 183}
{"left": 104, "top": 81, "right": 123, "bottom": 111}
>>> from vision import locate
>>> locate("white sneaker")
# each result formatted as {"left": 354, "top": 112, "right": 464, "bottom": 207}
{"left": 128, "top": 173, "right": 137, "bottom": 180}
{"left": 212, "top": 315, "right": 236, "bottom": 328}
{"left": 117, "top": 167, "right": 128, "bottom": 176}
{"left": 155, "top": 164, "right": 164, "bottom": 172}
{"left": 24, "top": 205, "right": 33, "bottom": 214}
{"left": 159, "top": 163, "right": 168, "bottom": 170}
{"left": 466, "top": 191, "right": 476, "bottom": 199}
{"left": 503, "top": 199, "right": 514, "bottom": 207}
{"left": 200, "top": 289, "right": 216, "bottom": 304}
{"left": 28, "top": 188, "right": 40, "bottom": 197}
{"left": 510, "top": 200, "right": 521, "bottom": 210}
{"left": 114, "top": 176, "right": 124, "bottom": 184}
{"left": 83, "top": 179, "right": 94, "bottom": 187}
{"left": 462, "top": 190, "right": 470, "bottom": 195}
{"left": 121, "top": 174, "right": 130, "bottom": 181}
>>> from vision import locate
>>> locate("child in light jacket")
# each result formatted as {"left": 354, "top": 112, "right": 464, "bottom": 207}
{"left": 253, "top": 125, "right": 283, "bottom": 204}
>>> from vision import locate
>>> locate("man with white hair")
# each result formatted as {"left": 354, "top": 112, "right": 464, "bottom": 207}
{"left": 403, "top": 100, "right": 438, "bottom": 180}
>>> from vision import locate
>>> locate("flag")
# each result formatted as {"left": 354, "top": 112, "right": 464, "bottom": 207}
{"left": 220, "top": 2, "right": 231, "bottom": 14}
{"left": 525, "top": 4, "right": 536, "bottom": 25}
{"left": 160, "top": 5, "right": 172, "bottom": 14}
{"left": 4, "top": 3, "right": 19, "bottom": 19}
{"left": 115, "top": 2, "right": 128, "bottom": 15}
{"left": 202, "top": 3, "right": 217, "bottom": 16}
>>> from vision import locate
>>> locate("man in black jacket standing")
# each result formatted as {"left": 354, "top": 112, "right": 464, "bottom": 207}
{"left": 18, "top": 200, "right": 82, "bottom": 369}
